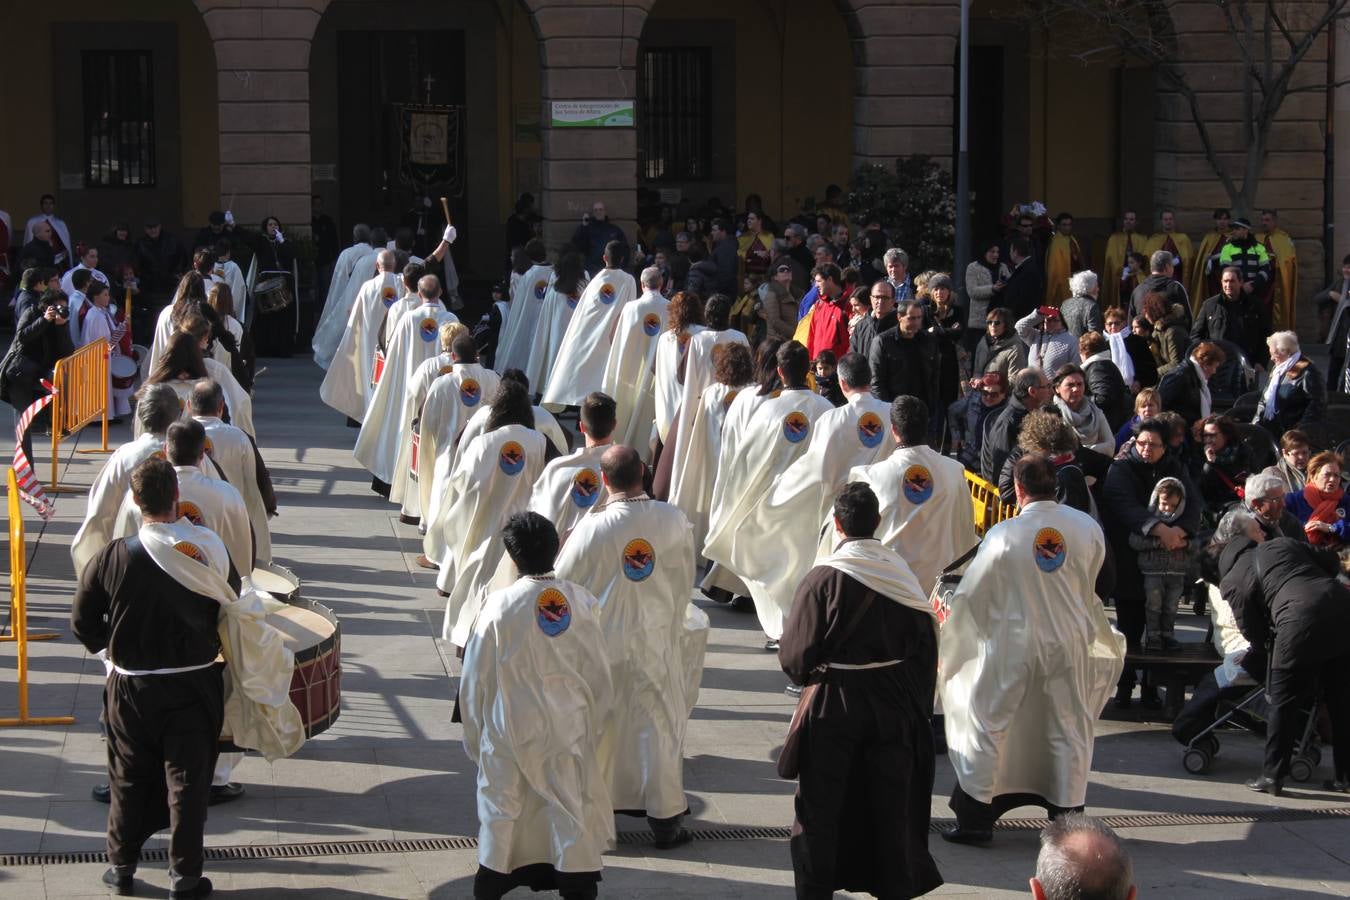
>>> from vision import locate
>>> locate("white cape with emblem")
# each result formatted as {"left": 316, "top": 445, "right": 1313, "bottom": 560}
{"left": 542, "top": 268, "right": 638, "bottom": 409}
{"left": 115, "top": 466, "right": 253, "bottom": 579}
{"left": 134, "top": 363, "right": 255, "bottom": 442}
{"left": 602, "top": 290, "right": 669, "bottom": 459}
{"left": 528, "top": 445, "right": 608, "bottom": 538}
{"left": 389, "top": 351, "right": 454, "bottom": 512}
{"left": 138, "top": 520, "right": 304, "bottom": 761}
{"left": 495, "top": 263, "right": 553, "bottom": 374}
{"left": 71, "top": 434, "right": 167, "bottom": 577}
{"left": 668, "top": 381, "right": 749, "bottom": 552}
{"left": 353, "top": 302, "right": 460, "bottom": 483}
{"left": 653, "top": 326, "right": 703, "bottom": 445}
{"left": 428, "top": 424, "right": 548, "bottom": 644}
{"left": 836, "top": 444, "right": 978, "bottom": 597}
{"left": 460, "top": 575, "right": 614, "bottom": 876}
{"left": 319, "top": 271, "right": 400, "bottom": 422}
{"left": 406, "top": 363, "right": 501, "bottom": 523}
{"left": 665, "top": 329, "right": 748, "bottom": 502}
{"left": 703, "top": 388, "right": 834, "bottom": 638}
{"left": 524, "top": 278, "right": 583, "bottom": 391}
{"left": 726, "top": 392, "right": 898, "bottom": 638}
{"left": 554, "top": 496, "right": 706, "bottom": 818}
{"left": 456, "top": 403, "right": 568, "bottom": 467}
{"left": 197, "top": 415, "right": 273, "bottom": 566}
{"left": 940, "top": 501, "right": 1124, "bottom": 807}
{"left": 313, "top": 244, "right": 378, "bottom": 369}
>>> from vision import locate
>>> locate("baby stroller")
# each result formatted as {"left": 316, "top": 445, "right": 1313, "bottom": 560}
{"left": 1176, "top": 640, "right": 1323, "bottom": 781}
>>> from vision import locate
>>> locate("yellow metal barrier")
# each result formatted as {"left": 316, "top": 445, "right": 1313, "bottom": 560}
{"left": 964, "top": 470, "right": 1016, "bottom": 537}
{"left": 49, "top": 337, "right": 111, "bottom": 493}
{"left": 0, "top": 468, "right": 75, "bottom": 727}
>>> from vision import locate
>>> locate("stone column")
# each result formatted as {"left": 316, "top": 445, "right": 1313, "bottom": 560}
{"left": 844, "top": 0, "right": 961, "bottom": 170}
{"left": 195, "top": 0, "right": 329, "bottom": 233}
{"left": 528, "top": 1, "right": 652, "bottom": 250}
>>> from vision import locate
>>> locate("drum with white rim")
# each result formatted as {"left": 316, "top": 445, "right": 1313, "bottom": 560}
{"left": 249, "top": 561, "right": 301, "bottom": 604}
{"left": 110, "top": 354, "right": 138, "bottom": 390}
{"left": 929, "top": 573, "right": 961, "bottom": 627}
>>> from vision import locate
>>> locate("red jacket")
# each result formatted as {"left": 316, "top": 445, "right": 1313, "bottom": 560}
{"left": 808, "top": 294, "right": 850, "bottom": 361}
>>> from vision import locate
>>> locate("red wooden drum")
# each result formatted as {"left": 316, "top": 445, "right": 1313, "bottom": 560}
{"left": 371, "top": 350, "right": 386, "bottom": 387}
{"left": 253, "top": 275, "right": 293, "bottom": 315}
{"left": 929, "top": 573, "right": 961, "bottom": 627}
{"left": 267, "top": 598, "right": 342, "bottom": 738}
{"left": 110, "top": 354, "right": 138, "bottom": 390}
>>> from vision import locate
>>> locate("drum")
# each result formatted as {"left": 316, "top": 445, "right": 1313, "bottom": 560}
{"left": 110, "top": 354, "right": 138, "bottom": 390}
{"left": 929, "top": 573, "right": 962, "bottom": 626}
{"left": 267, "top": 599, "right": 342, "bottom": 738}
{"left": 253, "top": 275, "right": 293, "bottom": 315}
{"left": 249, "top": 561, "right": 301, "bottom": 604}
{"left": 371, "top": 350, "right": 386, "bottom": 387}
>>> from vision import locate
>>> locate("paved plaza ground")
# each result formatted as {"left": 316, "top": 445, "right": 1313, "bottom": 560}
{"left": 2, "top": 359, "right": 1349, "bottom": 898}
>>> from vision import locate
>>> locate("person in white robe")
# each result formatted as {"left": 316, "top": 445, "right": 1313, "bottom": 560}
{"left": 454, "top": 370, "right": 569, "bottom": 467}
{"left": 542, "top": 243, "right": 638, "bottom": 409}
{"left": 77, "top": 281, "right": 133, "bottom": 418}
{"left": 377, "top": 263, "right": 427, "bottom": 355}
{"left": 653, "top": 317, "right": 704, "bottom": 450}
{"left": 189, "top": 379, "right": 276, "bottom": 567}
{"left": 667, "top": 341, "right": 754, "bottom": 553}
{"left": 429, "top": 382, "right": 549, "bottom": 647}
{"left": 842, "top": 395, "right": 979, "bottom": 598}
{"left": 312, "top": 226, "right": 377, "bottom": 369}
{"left": 528, "top": 392, "right": 614, "bottom": 537}
{"left": 460, "top": 512, "right": 613, "bottom": 900}
{"left": 403, "top": 333, "right": 500, "bottom": 535}
{"left": 658, "top": 295, "right": 748, "bottom": 503}
{"left": 554, "top": 446, "right": 707, "bottom": 848}
{"left": 318, "top": 250, "right": 400, "bottom": 423}
{"left": 353, "top": 274, "right": 460, "bottom": 495}
{"left": 141, "top": 328, "right": 256, "bottom": 440}
{"left": 602, "top": 267, "right": 669, "bottom": 461}
{"left": 524, "top": 252, "right": 587, "bottom": 392}
{"left": 115, "top": 420, "right": 253, "bottom": 580}
{"left": 60, "top": 247, "right": 110, "bottom": 299}
{"left": 148, "top": 271, "right": 214, "bottom": 377}
{"left": 703, "top": 341, "right": 833, "bottom": 642}
{"left": 940, "top": 455, "right": 1125, "bottom": 845}
{"left": 209, "top": 241, "right": 248, "bottom": 324}
{"left": 71, "top": 385, "right": 185, "bottom": 576}
{"left": 721, "top": 352, "right": 897, "bottom": 639}
{"left": 495, "top": 242, "right": 552, "bottom": 375}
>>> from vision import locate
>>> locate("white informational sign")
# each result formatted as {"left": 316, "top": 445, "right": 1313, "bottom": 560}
{"left": 550, "top": 101, "right": 635, "bottom": 128}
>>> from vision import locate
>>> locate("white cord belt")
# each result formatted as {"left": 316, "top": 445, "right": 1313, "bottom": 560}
{"left": 110, "top": 659, "right": 216, "bottom": 677}
{"left": 827, "top": 658, "right": 904, "bottom": 671}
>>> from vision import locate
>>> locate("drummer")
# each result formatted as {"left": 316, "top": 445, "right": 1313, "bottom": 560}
{"left": 189, "top": 378, "right": 277, "bottom": 566}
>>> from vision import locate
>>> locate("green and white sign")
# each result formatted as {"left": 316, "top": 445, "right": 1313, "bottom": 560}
{"left": 550, "top": 100, "right": 634, "bottom": 128}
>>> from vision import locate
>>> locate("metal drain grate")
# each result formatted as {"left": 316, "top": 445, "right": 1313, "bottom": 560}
{"left": 5, "top": 806, "right": 1349, "bottom": 867}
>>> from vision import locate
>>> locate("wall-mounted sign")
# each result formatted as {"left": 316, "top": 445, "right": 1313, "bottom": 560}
{"left": 550, "top": 100, "right": 634, "bottom": 128}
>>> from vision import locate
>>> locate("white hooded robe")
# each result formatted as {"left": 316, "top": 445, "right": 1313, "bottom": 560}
{"left": 541, "top": 268, "right": 638, "bottom": 409}
{"left": 664, "top": 328, "right": 748, "bottom": 505}
{"left": 318, "top": 270, "right": 401, "bottom": 422}
{"left": 495, "top": 263, "right": 553, "bottom": 374}
{"left": 405, "top": 362, "right": 502, "bottom": 524}
{"left": 197, "top": 415, "right": 273, "bottom": 566}
{"left": 524, "top": 279, "right": 582, "bottom": 391}
{"left": 527, "top": 444, "right": 608, "bottom": 538}
{"left": 602, "top": 290, "right": 669, "bottom": 460}
{"left": 313, "top": 243, "right": 378, "bottom": 369}
{"left": 940, "top": 501, "right": 1125, "bottom": 808}
{"left": 115, "top": 465, "right": 253, "bottom": 579}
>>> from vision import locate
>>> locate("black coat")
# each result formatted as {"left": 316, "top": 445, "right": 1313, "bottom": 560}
{"left": 1129, "top": 273, "right": 1192, "bottom": 327}
{"left": 868, "top": 327, "right": 940, "bottom": 410}
{"left": 1222, "top": 537, "right": 1350, "bottom": 665}
{"left": 1001, "top": 259, "right": 1043, "bottom": 320}
{"left": 1124, "top": 333, "right": 1159, "bottom": 388}
{"left": 135, "top": 233, "right": 189, "bottom": 297}
{"left": 1, "top": 304, "right": 75, "bottom": 403}
{"left": 1157, "top": 360, "right": 1205, "bottom": 428}
{"left": 979, "top": 393, "right": 1033, "bottom": 482}
{"left": 851, "top": 309, "right": 896, "bottom": 358}
{"left": 1101, "top": 446, "right": 1203, "bottom": 545}
{"left": 1253, "top": 357, "right": 1325, "bottom": 435}
{"left": 1083, "top": 355, "right": 1131, "bottom": 431}
{"left": 1192, "top": 292, "right": 1267, "bottom": 368}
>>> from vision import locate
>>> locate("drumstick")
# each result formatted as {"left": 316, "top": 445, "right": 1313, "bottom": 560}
{"left": 439, "top": 196, "right": 452, "bottom": 227}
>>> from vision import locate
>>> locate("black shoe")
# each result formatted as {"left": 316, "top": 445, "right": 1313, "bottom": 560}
{"left": 940, "top": 825, "right": 992, "bottom": 846}
{"left": 764, "top": 638, "right": 779, "bottom": 652}
{"left": 1246, "top": 775, "right": 1283, "bottom": 796}
{"left": 1323, "top": 778, "right": 1350, "bottom": 793}
{"left": 700, "top": 586, "right": 733, "bottom": 604}
{"left": 169, "top": 876, "right": 213, "bottom": 899}
{"left": 1161, "top": 636, "right": 1183, "bottom": 651}
{"left": 1140, "top": 686, "right": 1162, "bottom": 710}
{"left": 1113, "top": 686, "right": 1133, "bottom": 710}
{"left": 92, "top": 784, "right": 111, "bottom": 804}
{"left": 102, "top": 867, "right": 134, "bottom": 896}
{"left": 785, "top": 683, "right": 803, "bottom": 698}
{"left": 209, "top": 783, "right": 245, "bottom": 805}
{"left": 653, "top": 827, "right": 693, "bottom": 850}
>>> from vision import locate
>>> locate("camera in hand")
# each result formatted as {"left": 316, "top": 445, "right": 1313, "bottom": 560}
{"left": 54, "top": 305, "right": 70, "bottom": 319}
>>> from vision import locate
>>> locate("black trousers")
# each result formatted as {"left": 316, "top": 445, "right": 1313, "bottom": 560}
{"left": 105, "top": 665, "right": 224, "bottom": 885}
{"left": 1264, "top": 648, "right": 1350, "bottom": 780}
{"left": 472, "top": 863, "right": 599, "bottom": 900}
{"left": 949, "top": 783, "right": 1081, "bottom": 832}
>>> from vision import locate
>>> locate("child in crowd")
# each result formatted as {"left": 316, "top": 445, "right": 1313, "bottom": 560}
{"left": 812, "top": 350, "right": 844, "bottom": 406}
{"left": 1128, "top": 477, "right": 1195, "bottom": 650}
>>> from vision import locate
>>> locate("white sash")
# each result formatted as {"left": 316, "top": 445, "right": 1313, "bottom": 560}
{"left": 818, "top": 538, "right": 937, "bottom": 620}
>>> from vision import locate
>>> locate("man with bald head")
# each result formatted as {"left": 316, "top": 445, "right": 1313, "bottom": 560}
{"left": 1030, "top": 814, "right": 1136, "bottom": 900}
{"left": 354, "top": 272, "right": 459, "bottom": 496}
{"left": 320, "top": 248, "right": 404, "bottom": 423}
{"left": 554, "top": 444, "right": 708, "bottom": 850}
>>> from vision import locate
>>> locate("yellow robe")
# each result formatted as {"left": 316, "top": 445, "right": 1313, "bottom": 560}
{"left": 1257, "top": 228, "right": 1298, "bottom": 331}
{"left": 1144, "top": 231, "right": 1195, "bottom": 293}
{"left": 1189, "top": 229, "right": 1229, "bottom": 313}
{"left": 1100, "top": 231, "right": 1144, "bottom": 310}
{"left": 1043, "top": 234, "right": 1083, "bottom": 306}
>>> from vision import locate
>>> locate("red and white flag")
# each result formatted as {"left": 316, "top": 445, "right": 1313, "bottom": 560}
{"left": 12, "top": 379, "right": 56, "bottom": 520}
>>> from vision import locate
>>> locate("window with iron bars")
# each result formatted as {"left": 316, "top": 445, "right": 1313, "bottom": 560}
{"left": 639, "top": 48, "right": 710, "bottom": 181}
{"left": 83, "top": 50, "right": 156, "bottom": 187}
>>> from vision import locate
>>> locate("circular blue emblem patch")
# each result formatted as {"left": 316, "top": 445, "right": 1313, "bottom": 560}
{"left": 1034, "top": 527, "right": 1067, "bottom": 573}
{"left": 902, "top": 465, "right": 934, "bottom": 505}
{"left": 622, "top": 538, "right": 656, "bottom": 581}
{"left": 783, "top": 411, "right": 810, "bottom": 444}
{"left": 536, "top": 587, "right": 571, "bottom": 636}
{"left": 570, "top": 468, "right": 601, "bottom": 509}
{"left": 499, "top": 441, "right": 526, "bottom": 476}
{"left": 857, "top": 411, "right": 885, "bottom": 449}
